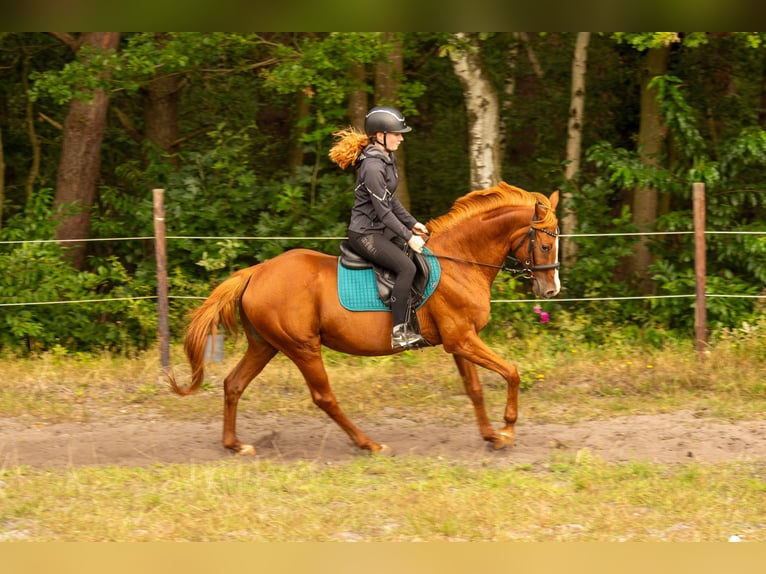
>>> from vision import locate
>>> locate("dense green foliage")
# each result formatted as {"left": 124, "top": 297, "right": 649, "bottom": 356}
{"left": 1, "top": 32, "right": 764, "bottom": 353}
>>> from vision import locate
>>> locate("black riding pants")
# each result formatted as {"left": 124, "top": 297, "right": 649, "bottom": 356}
{"left": 347, "top": 229, "right": 416, "bottom": 326}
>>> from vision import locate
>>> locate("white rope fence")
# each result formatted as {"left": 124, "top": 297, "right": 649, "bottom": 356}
{"left": 3, "top": 229, "right": 765, "bottom": 245}
{"left": 1, "top": 231, "right": 765, "bottom": 308}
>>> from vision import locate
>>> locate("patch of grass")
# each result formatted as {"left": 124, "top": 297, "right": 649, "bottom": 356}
{"left": 1, "top": 455, "right": 763, "bottom": 541}
{"left": 1, "top": 325, "right": 764, "bottom": 542}
{"left": 1, "top": 323, "right": 764, "bottom": 425}
{"left": 497, "top": 320, "right": 766, "bottom": 423}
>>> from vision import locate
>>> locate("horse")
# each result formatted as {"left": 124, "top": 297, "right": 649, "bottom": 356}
{"left": 169, "top": 182, "right": 560, "bottom": 455}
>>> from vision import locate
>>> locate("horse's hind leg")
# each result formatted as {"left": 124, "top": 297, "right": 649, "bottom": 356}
{"left": 223, "top": 341, "right": 278, "bottom": 454}
{"left": 290, "top": 349, "right": 388, "bottom": 454}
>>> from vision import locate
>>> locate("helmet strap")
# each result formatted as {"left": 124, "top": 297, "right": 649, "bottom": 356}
{"left": 374, "top": 132, "right": 393, "bottom": 152}
{"left": 377, "top": 132, "right": 395, "bottom": 152}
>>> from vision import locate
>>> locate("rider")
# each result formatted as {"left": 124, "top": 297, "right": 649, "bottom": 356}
{"left": 330, "top": 105, "right": 428, "bottom": 349}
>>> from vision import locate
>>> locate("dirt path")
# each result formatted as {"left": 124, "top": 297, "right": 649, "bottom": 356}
{"left": 2, "top": 409, "right": 765, "bottom": 468}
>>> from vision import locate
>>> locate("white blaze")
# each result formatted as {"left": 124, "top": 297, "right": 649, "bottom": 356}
{"left": 553, "top": 235, "right": 561, "bottom": 295}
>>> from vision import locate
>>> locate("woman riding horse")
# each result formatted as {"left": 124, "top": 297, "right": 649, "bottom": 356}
{"left": 170, "top": 180, "right": 560, "bottom": 457}
{"left": 330, "top": 106, "right": 428, "bottom": 349}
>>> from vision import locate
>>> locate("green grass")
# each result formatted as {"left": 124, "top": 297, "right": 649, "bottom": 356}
{"left": 1, "top": 324, "right": 765, "bottom": 542}
{"left": 1, "top": 455, "right": 764, "bottom": 541}
{"left": 1, "top": 324, "right": 763, "bottom": 425}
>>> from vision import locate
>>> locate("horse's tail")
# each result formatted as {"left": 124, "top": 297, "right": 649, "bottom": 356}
{"left": 168, "top": 266, "right": 255, "bottom": 396}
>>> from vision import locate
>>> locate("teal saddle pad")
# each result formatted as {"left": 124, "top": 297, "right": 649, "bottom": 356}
{"left": 337, "top": 247, "right": 441, "bottom": 312}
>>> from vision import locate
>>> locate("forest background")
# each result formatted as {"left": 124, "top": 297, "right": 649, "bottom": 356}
{"left": 0, "top": 31, "right": 765, "bottom": 354}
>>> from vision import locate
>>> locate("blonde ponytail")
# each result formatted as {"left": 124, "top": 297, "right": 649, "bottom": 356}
{"left": 328, "top": 127, "right": 368, "bottom": 170}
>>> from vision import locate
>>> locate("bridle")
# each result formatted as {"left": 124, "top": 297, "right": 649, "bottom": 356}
{"left": 428, "top": 214, "right": 560, "bottom": 279}
{"left": 505, "top": 217, "right": 561, "bottom": 277}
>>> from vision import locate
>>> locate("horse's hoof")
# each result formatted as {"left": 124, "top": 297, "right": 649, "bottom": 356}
{"left": 488, "top": 440, "right": 508, "bottom": 451}
{"left": 489, "top": 431, "right": 514, "bottom": 450}
{"left": 237, "top": 444, "right": 256, "bottom": 456}
{"left": 370, "top": 444, "right": 394, "bottom": 457}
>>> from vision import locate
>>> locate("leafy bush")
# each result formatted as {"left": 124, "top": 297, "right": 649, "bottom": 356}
{"left": 561, "top": 75, "right": 766, "bottom": 337}
{"left": 0, "top": 193, "right": 156, "bottom": 353}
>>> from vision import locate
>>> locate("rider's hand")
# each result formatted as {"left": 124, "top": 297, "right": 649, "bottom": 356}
{"left": 407, "top": 234, "right": 425, "bottom": 253}
{"left": 412, "top": 222, "right": 428, "bottom": 236}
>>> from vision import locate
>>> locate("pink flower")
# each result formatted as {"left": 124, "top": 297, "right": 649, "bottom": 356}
{"left": 540, "top": 312, "right": 549, "bottom": 323}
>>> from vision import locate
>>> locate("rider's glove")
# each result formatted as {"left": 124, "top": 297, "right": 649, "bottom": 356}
{"left": 407, "top": 234, "right": 425, "bottom": 253}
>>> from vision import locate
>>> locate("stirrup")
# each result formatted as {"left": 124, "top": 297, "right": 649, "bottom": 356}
{"left": 391, "top": 323, "right": 424, "bottom": 349}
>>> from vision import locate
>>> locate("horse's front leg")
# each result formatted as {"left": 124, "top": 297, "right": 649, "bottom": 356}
{"left": 453, "top": 355, "right": 501, "bottom": 447}
{"left": 450, "top": 337, "right": 520, "bottom": 450}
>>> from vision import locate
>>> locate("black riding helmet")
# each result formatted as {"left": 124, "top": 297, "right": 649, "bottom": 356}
{"left": 364, "top": 106, "right": 412, "bottom": 135}
{"left": 365, "top": 106, "right": 411, "bottom": 151}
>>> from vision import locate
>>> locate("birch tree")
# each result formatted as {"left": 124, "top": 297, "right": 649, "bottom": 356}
{"left": 447, "top": 32, "right": 500, "bottom": 190}
{"left": 498, "top": 36, "right": 519, "bottom": 163}
{"left": 562, "top": 32, "right": 590, "bottom": 264}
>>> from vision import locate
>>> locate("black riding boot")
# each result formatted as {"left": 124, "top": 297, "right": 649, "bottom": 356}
{"left": 391, "top": 323, "right": 423, "bottom": 349}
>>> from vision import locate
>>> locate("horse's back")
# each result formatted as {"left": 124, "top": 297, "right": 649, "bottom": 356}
{"left": 241, "top": 248, "right": 338, "bottom": 313}
{"left": 241, "top": 248, "right": 397, "bottom": 353}
{"left": 257, "top": 248, "right": 337, "bottom": 280}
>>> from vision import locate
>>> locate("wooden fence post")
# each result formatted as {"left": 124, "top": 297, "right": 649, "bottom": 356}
{"left": 693, "top": 182, "right": 707, "bottom": 358}
{"left": 153, "top": 188, "right": 170, "bottom": 372}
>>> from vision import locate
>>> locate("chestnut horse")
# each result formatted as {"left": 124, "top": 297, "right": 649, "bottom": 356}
{"left": 169, "top": 182, "right": 560, "bottom": 455}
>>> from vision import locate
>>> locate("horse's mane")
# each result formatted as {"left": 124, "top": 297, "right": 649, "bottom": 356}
{"left": 428, "top": 182, "right": 557, "bottom": 234}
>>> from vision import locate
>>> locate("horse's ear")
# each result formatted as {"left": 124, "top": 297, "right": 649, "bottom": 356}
{"left": 549, "top": 190, "right": 560, "bottom": 210}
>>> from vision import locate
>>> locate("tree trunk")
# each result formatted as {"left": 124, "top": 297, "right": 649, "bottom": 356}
{"left": 143, "top": 34, "right": 183, "bottom": 173}
{"left": 288, "top": 91, "right": 310, "bottom": 173}
{"left": 630, "top": 44, "right": 669, "bottom": 290}
{"left": 375, "top": 33, "right": 412, "bottom": 210}
{"left": 53, "top": 32, "right": 121, "bottom": 270}
{"left": 561, "top": 32, "right": 590, "bottom": 265}
{"left": 347, "top": 62, "right": 368, "bottom": 133}
{"left": 0, "top": 125, "right": 4, "bottom": 233}
{"left": 516, "top": 32, "right": 545, "bottom": 80}
{"left": 22, "top": 55, "right": 41, "bottom": 202}
{"left": 498, "top": 35, "right": 520, "bottom": 162}
{"left": 449, "top": 32, "right": 500, "bottom": 190}
{"left": 143, "top": 79, "right": 182, "bottom": 167}
{"left": 761, "top": 55, "right": 766, "bottom": 128}
{"left": 374, "top": 33, "right": 400, "bottom": 103}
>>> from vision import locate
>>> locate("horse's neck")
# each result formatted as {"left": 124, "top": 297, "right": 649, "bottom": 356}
{"left": 431, "top": 206, "right": 532, "bottom": 268}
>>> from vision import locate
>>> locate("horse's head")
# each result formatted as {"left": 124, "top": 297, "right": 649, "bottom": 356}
{"left": 510, "top": 190, "right": 560, "bottom": 299}
{"left": 427, "top": 183, "right": 561, "bottom": 299}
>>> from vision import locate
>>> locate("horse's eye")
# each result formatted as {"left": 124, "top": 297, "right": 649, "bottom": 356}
{"left": 541, "top": 244, "right": 552, "bottom": 253}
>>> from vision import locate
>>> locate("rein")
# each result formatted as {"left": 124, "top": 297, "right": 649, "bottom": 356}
{"left": 427, "top": 214, "right": 560, "bottom": 277}
{"left": 429, "top": 252, "right": 526, "bottom": 274}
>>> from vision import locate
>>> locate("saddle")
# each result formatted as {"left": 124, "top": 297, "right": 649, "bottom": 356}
{"left": 338, "top": 240, "right": 433, "bottom": 309}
